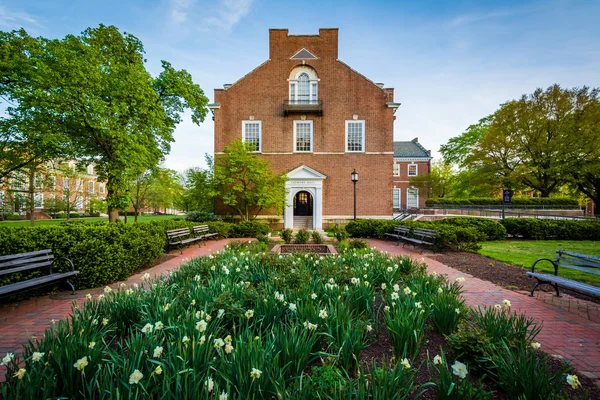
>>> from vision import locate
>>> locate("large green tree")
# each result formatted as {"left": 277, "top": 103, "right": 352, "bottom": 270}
{"left": 179, "top": 163, "right": 214, "bottom": 213}
{"left": 1, "top": 25, "right": 209, "bottom": 221}
{"left": 212, "top": 140, "right": 287, "bottom": 221}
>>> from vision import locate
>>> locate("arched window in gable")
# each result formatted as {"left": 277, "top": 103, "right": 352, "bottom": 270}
{"left": 289, "top": 67, "right": 318, "bottom": 105}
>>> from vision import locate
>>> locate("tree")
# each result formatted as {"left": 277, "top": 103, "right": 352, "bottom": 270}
{"left": 459, "top": 85, "right": 600, "bottom": 197}
{"left": 1, "top": 25, "right": 209, "bottom": 222}
{"left": 212, "top": 140, "right": 287, "bottom": 221}
{"left": 440, "top": 115, "right": 493, "bottom": 168}
{"left": 409, "top": 161, "right": 455, "bottom": 199}
{"left": 179, "top": 162, "right": 214, "bottom": 212}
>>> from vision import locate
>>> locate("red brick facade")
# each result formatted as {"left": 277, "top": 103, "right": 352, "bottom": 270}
{"left": 212, "top": 28, "right": 422, "bottom": 229}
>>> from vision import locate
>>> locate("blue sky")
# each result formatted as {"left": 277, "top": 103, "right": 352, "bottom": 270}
{"left": 2, "top": 0, "right": 599, "bottom": 171}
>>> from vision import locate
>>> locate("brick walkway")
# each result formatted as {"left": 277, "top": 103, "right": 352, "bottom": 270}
{"left": 368, "top": 239, "right": 600, "bottom": 383}
{"left": 0, "top": 239, "right": 238, "bottom": 380}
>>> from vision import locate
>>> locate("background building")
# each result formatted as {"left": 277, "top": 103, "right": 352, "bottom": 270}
{"left": 392, "top": 138, "right": 433, "bottom": 211}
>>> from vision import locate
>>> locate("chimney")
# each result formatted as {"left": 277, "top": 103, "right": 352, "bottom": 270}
{"left": 223, "top": 84, "right": 232, "bottom": 89}
{"left": 376, "top": 83, "right": 385, "bottom": 88}
{"left": 269, "top": 29, "right": 289, "bottom": 59}
{"left": 412, "top": 137, "right": 419, "bottom": 143}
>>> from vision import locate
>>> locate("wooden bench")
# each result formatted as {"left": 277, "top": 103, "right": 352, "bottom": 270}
{"left": 0, "top": 250, "right": 78, "bottom": 297}
{"left": 383, "top": 226, "right": 437, "bottom": 252}
{"left": 383, "top": 226, "right": 412, "bottom": 244}
{"left": 192, "top": 225, "right": 219, "bottom": 242}
{"left": 528, "top": 250, "right": 600, "bottom": 297}
{"left": 166, "top": 227, "right": 203, "bottom": 254}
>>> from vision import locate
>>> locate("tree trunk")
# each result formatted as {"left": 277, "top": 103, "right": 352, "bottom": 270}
{"left": 108, "top": 209, "right": 119, "bottom": 222}
{"left": 28, "top": 168, "right": 35, "bottom": 227}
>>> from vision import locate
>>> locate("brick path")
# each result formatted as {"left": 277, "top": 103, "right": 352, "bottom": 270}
{"left": 368, "top": 239, "right": 600, "bottom": 383}
{"left": 0, "top": 239, "right": 238, "bottom": 380}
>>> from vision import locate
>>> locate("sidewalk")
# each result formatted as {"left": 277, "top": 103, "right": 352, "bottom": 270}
{"left": 0, "top": 239, "right": 238, "bottom": 378}
{"left": 368, "top": 239, "right": 600, "bottom": 384}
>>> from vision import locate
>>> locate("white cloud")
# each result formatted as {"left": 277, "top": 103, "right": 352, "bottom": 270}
{"left": 0, "top": 5, "right": 42, "bottom": 31}
{"left": 169, "top": 0, "right": 194, "bottom": 24}
{"left": 204, "top": 0, "right": 254, "bottom": 30}
{"left": 449, "top": 7, "right": 539, "bottom": 27}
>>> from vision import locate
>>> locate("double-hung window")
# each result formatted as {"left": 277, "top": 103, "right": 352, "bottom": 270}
{"left": 407, "top": 188, "right": 419, "bottom": 208}
{"left": 63, "top": 177, "right": 70, "bottom": 191}
{"left": 88, "top": 181, "right": 95, "bottom": 193}
{"left": 393, "top": 164, "right": 400, "bottom": 176}
{"left": 34, "top": 193, "right": 44, "bottom": 208}
{"left": 346, "top": 120, "right": 365, "bottom": 152}
{"left": 242, "top": 121, "right": 262, "bottom": 152}
{"left": 294, "top": 121, "right": 313, "bottom": 152}
{"left": 99, "top": 183, "right": 105, "bottom": 195}
{"left": 393, "top": 188, "right": 401, "bottom": 209}
{"left": 408, "top": 164, "right": 418, "bottom": 177}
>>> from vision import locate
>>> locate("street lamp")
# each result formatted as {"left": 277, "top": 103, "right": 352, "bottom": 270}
{"left": 351, "top": 169, "right": 359, "bottom": 220}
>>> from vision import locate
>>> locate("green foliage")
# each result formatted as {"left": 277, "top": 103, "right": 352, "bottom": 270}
{"left": 349, "top": 239, "right": 370, "bottom": 250}
{"left": 425, "top": 197, "right": 579, "bottom": 207}
{"left": 184, "top": 211, "right": 220, "bottom": 222}
{"left": 427, "top": 350, "right": 491, "bottom": 400}
{"left": 330, "top": 224, "right": 348, "bottom": 241}
{"left": 440, "top": 115, "right": 493, "bottom": 169}
{"left": 501, "top": 218, "right": 600, "bottom": 240}
{"left": 232, "top": 220, "right": 270, "bottom": 237}
{"left": 293, "top": 229, "right": 310, "bottom": 244}
{"left": 280, "top": 228, "right": 293, "bottom": 244}
{"left": 472, "top": 306, "right": 541, "bottom": 347}
{"left": 338, "top": 239, "right": 350, "bottom": 252}
{"left": 436, "top": 217, "right": 507, "bottom": 241}
{"left": 178, "top": 163, "right": 214, "bottom": 213}
{"left": 311, "top": 230, "right": 324, "bottom": 244}
{"left": 356, "top": 356, "right": 421, "bottom": 399}
{"left": 212, "top": 140, "right": 287, "bottom": 221}
{"left": 308, "top": 365, "right": 351, "bottom": 397}
{"left": 430, "top": 283, "right": 466, "bottom": 335}
{"left": 384, "top": 295, "right": 428, "bottom": 360}
{"left": 486, "top": 342, "right": 569, "bottom": 400}
{"left": 4, "top": 214, "right": 23, "bottom": 221}
{"left": 446, "top": 326, "right": 495, "bottom": 371}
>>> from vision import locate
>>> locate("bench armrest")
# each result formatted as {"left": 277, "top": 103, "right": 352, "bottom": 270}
{"left": 57, "top": 256, "right": 76, "bottom": 272}
{"left": 531, "top": 258, "right": 558, "bottom": 275}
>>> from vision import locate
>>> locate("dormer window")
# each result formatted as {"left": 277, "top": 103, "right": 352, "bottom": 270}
{"left": 289, "top": 66, "right": 318, "bottom": 105}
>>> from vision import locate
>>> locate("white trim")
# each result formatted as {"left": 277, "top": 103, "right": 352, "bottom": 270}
{"left": 293, "top": 120, "right": 314, "bottom": 153}
{"left": 99, "top": 182, "right": 105, "bottom": 194}
{"left": 289, "top": 66, "right": 319, "bottom": 104}
{"left": 345, "top": 120, "right": 366, "bottom": 152}
{"left": 393, "top": 163, "right": 400, "bottom": 176}
{"left": 325, "top": 215, "right": 394, "bottom": 220}
{"left": 408, "top": 164, "right": 418, "bottom": 177}
{"left": 393, "top": 188, "right": 401, "bottom": 209}
{"left": 290, "top": 48, "right": 318, "bottom": 60}
{"left": 393, "top": 157, "right": 431, "bottom": 162}
{"left": 242, "top": 120, "right": 262, "bottom": 153}
{"left": 407, "top": 188, "right": 419, "bottom": 208}
{"left": 284, "top": 165, "right": 326, "bottom": 230}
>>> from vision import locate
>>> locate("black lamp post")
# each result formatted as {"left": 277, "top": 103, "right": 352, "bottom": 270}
{"left": 351, "top": 169, "right": 359, "bottom": 220}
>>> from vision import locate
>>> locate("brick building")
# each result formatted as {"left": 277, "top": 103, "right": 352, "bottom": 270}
{"left": 210, "top": 28, "right": 431, "bottom": 229}
{"left": 392, "top": 139, "right": 432, "bottom": 210}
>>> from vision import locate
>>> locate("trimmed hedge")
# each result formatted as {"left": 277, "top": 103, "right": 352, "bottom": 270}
{"left": 425, "top": 197, "right": 579, "bottom": 207}
{"left": 0, "top": 220, "right": 270, "bottom": 290}
{"left": 501, "top": 218, "right": 600, "bottom": 240}
{"left": 185, "top": 211, "right": 221, "bottom": 222}
{"left": 343, "top": 218, "right": 500, "bottom": 251}
{"left": 436, "top": 217, "right": 507, "bottom": 241}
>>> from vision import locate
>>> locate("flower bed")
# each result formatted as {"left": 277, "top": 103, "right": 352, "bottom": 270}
{"left": 0, "top": 244, "right": 592, "bottom": 398}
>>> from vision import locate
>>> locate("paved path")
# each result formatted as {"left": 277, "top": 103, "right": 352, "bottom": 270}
{"left": 0, "top": 239, "right": 237, "bottom": 380}
{"left": 368, "top": 239, "right": 600, "bottom": 383}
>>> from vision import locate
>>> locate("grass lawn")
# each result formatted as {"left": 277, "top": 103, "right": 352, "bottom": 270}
{"left": 479, "top": 240, "right": 600, "bottom": 286}
{"left": 0, "top": 214, "right": 182, "bottom": 228}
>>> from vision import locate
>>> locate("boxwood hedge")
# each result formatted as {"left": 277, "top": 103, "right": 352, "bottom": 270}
{"left": 425, "top": 197, "right": 579, "bottom": 207}
{"left": 501, "top": 218, "right": 600, "bottom": 240}
{"left": 0, "top": 220, "right": 270, "bottom": 290}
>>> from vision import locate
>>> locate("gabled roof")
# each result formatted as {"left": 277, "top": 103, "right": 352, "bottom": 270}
{"left": 287, "top": 165, "right": 327, "bottom": 180}
{"left": 290, "top": 48, "right": 318, "bottom": 60}
{"left": 393, "top": 140, "right": 432, "bottom": 159}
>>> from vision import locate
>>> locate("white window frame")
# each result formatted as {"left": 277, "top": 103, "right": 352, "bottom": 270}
{"left": 88, "top": 181, "right": 95, "bottom": 193}
{"left": 76, "top": 179, "right": 83, "bottom": 192}
{"left": 76, "top": 196, "right": 84, "bottom": 210}
{"left": 345, "top": 120, "right": 366, "bottom": 153}
{"left": 293, "top": 120, "right": 314, "bottom": 153}
{"left": 34, "top": 193, "right": 44, "bottom": 208}
{"left": 10, "top": 172, "right": 27, "bottom": 191}
{"left": 393, "top": 188, "right": 401, "bottom": 209}
{"left": 289, "top": 68, "right": 319, "bottom": 105}
{"left": 63, "top": 177, "right": 70, "bottom": 191}
{"left": 99, "top": 182, "right": 105, "bottom": 195}
{"left": 393, "top": 163, "right": 400, "bottom": 176}
{"left": 408, "top": 164, "right": 418, "bottom": 177}
{"left": 87, "top": 165, "right": 94, "bottom": 175}
{"left": 242, "top": 120, "right": 262, "bottom": 153}
{"left": 407, "top": 188, "right": 419, "bottom": 209}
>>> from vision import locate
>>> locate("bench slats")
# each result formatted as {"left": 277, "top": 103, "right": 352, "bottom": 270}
{"left": 0, "top": 254, "right": 54, "bottom": 270}
{"left": 527, "top": 272, "right": 600, "bottom": 296}
{"left": 0, "top": 250, "right": 52, "bottom": 263}
{"left": 0, "top": 261, "right": 55, "bottom": 277}
{"left": 0, "top": 271, "right": 78, "bottom": 297}
{"left": 559, "top": 250, "right": 600, "bottom": 262}
{"left": 554, "top": 263, "right": 600, "bottom": 276}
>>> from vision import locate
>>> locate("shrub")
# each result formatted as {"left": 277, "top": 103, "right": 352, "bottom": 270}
{"left": 280, "top": 228, "right": 293, "bottom": 244}
{"left": 384, "top": 295, "right": 428, "bottom": 360}
{"left": 472, "top": 306, "right": 541, "bottom": 347}
{"left": 185, "top": 211, "right": 221, "bottom": 222}
{"left": 349, "top": 239, "right": 370, "bottom": 250}
{"left": 446, "top": 325, "right": 494, "bottom": 370}
{"left": 501, "top": 218, "right": 600, "bottom": 240}
{"left": 430, "top": 284, "right": 466, "bottom": 335}
{"left": 308, "top": 365, "right": 351, "bottom": 398}
{"left": 255, "top": 233, "right": 269, "bottom": 244}
{"left": 338, "top": 239, "right": 350, "bottom": 252}
{"left": 293, "top": 229, "right": 310, "bottom": 244}
{"left": 4, "top": 214, "right": 23, "bottom": 220}
{"left": 356, "top": 356, "right": 420, "bottom": 399}
{"left": 311, "top": 230, "right": 324, "bottom": 244}
{"left": 436, "top": 217, "right": 507, "bottom": 241}
{"left": 426, "top": 197, "right": 579, "bottom": 207}
{"left": 232, "top": 221, "right": 270, "bottom": 237}
{"left": 330, "top": 224, "right": 348, "bottom": 241}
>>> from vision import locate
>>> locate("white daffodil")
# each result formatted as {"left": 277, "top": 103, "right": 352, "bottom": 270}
{"left": 433, "top": 354, "right": 443, "bottom": 365}
{"left": 73, "top": 356, "right": 88, "bottom": 371}
{"left": 88, "top": 342, "right": 96, "bottom": 349}
{"left": 400, "top": 358, "right": 411, "bottom": 369}
{"left": 219, "top": 391, "right": 228, "bottom": 400}
{"left": 31, "top": 352, "right": 44, "bottom": 362}
{"left": 154, "top": 366, "right": 162, "bottom": 375}
{"left": 206, "top": 377, "right": 214, "bottom": 392}
{"left": 225, "top": 344, "right": 234, "bottom": 354}
{"left": 103, "top": 286, "right": 112, "bottom": 294}
{"left": 199, "top": 335, "right": 206, "bottom": 345}
{"left": 250, "top": 368, "right": 262, "bottom": 379}
{"left": 494, "top": 304, "right": 502, "bottom": 309}
{"left": 381, "top": 283, "right": 387, "bottom": 290}
{"left": 566, "top": 374, "right": 581, "bottom": 389}
{"left": 403, "top": 287, "right": 412, "bottom": 295}
{"left": 367, "top": 325, "right": 373, "bottom": 332}
{"left": 129, "top": 369, "right": 143, "bottom": 385}
{"left": 214, "top": 338, "right": 225, "bottom": 348}
{"left": 217, "top": 309, "right": 225, "bottom": 318}
{"left": 141, "top": 273, "right": 150, "bottom": 281}
{"left": 85, "top": 293, "right": 92, "bottom": 301}
{"left": 141, "top": 323, "right": 153, "bottom": 334}
{"left": 455, "top": 308, "right": 461, "bottom": 314}
{"left": 245, "top": 310, "right": 254, "bottom": 319}
{"left": 102, "top": 318, "right": 109, "bottom": 326}
{"left": 154, "top": 321, "right": 164, "bottom": 330}
{"left": 196, "top": 320, "right": 207, "bottom": 332}
{"left": 311, "top": 293, "right": 317, "bottom": 300}
{"left": 391, "top": 292, "right": 399, "bottom": 300}
{"left": 153, "top": 346, "right": 163, "bottom": 358}
{"left": 530, "top": 342, "right": 541, "bottom": 350}
{"left": 182, "top": 336, "right": 190, "bottom": 345}
{"left": 455, "top": 277, "right": 465, "bottom": 283}
{"left": 451, "top": 361, "right": 468, "bottom": 379}
{"left": 415, "top": 302, "right": 422, "bottom": 309}
{"left": 289, "top": 303, "right": 297, "bottom": 312}
{"left": 503, "top": 299, "right": 511, "bottom": 308}
{"left": 319, "top": 309, "right": 328, "bottom": 319}
{"left": 1, "top": 353, "right": 14, "bottom": 366}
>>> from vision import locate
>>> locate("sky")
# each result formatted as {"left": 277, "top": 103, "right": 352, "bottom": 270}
{"left": 2, "top": 0, "right": 599, "bottom": 171}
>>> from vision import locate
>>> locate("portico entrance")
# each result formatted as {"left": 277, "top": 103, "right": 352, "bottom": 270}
{"left": 284, "top": 165, "right": 326, "bottom": 231}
